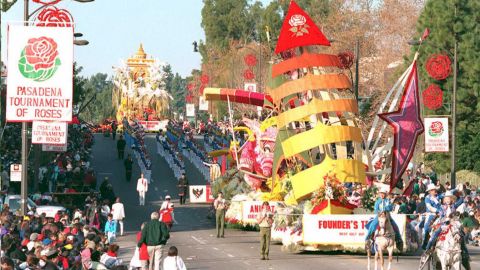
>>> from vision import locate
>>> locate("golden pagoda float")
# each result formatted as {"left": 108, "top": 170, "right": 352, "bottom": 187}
{"left": 112, "top": 44, "right": 172, "bottom": 132}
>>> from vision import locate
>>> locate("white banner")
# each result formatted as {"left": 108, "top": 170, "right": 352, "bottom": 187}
{"left": 244, "top": 82, "right": 257, "bottom": 92}
{"left": 186, "top": 103, "right": 195, "bottom": 117}
{"left": 7, "top": 25, "right": 73, "bottom": 122}
{"left": 302, "top": 214, "right": 406, "bottom": 246}
{"left": 10, "top": 164, "right": 21, "bottom": 182}
{"left": 32, "top": 121, "right": 67, "bottom": 145}
{"left": 137, "top": 120, "right": 168, "bottom": 132}
{"left": 199, "top": 96, "right": 209, "bottom": 111}
{"left": 189, "top": 185, "right": 214, "bottom": 203}
{"left": 42, "top": 143, "right": 67, "bottom": 152}
{"left": 425, "top": 117, "right": 449, "bottom": 152}
{"left": 242, "top": 201, "right": 279, "bottom": 224}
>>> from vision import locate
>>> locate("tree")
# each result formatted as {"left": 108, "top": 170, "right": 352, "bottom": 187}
{"left": 79, "top": 73, "right": 114, "bottom": 123}
{"left": 73, "top": 62, "right": 88, "bottom": 105}
{"left": 411, "top": 0, "right": 480, "bottom": 173}
{"left": 170, "top": 73, "right": 187, "bottom": 116}
{"left": 163, "top": 64, "right": 174, "bottom": 94}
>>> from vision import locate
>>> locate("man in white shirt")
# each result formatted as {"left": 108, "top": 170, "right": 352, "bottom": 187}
{"left": 137, "top": 173, "right": 148, "bottom": 206}
{"left": 111, "top": 197, "right": 125, "bottom": 236}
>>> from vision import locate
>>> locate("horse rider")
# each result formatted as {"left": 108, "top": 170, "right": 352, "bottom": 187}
{"left": 422, "top": 190, "right": 470, "bottom": 268}
{"left": 365, "top": 186, "right": 403, "bottom": 251}
{"left": 422, "top": 183, "right": 443, "bottom": 250}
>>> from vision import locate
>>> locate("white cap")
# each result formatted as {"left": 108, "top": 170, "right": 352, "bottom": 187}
{"left": 426, "top": 184, "right": 437, "bottom": 192}
{"left": 165, "top": 195, "right": 171, "bottom": 199}
{"left": 379, "top": 186, "right": 389, "bottom": 194}
{"left": 444, "top": 190, "right": 456, "bottom": 198}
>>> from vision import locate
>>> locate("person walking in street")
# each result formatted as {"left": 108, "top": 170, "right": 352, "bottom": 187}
{"left": 177, "top": 173, "right": 189, "bottom": 205}
{"left": 257, "top": 201, "right": 274, "bottom": 260}
{"left": 124, "top": 155, "right": 134, "bottom": 182}
{"left": 130, "top": 222, "right": 149, "bottom": 270}
{"left": 111, "top": 197, "right": 125, "bottom": 236}
{"left": 117, "top": 135, "right": 126, "bottom": 159}
{"left": 104, "top": 213, "right": 117, "bottom": 244}
{"left": 214, "top": 192, "right": 226, "bottom": 238}
{"left": 162, "top": 246, "right": 187, "bottom": 270}
{"left": 137, "top": 212, "right": 170, "bottom": 270}
{"left": 111, "top": 121, "right": 117, "bottom": 140}
{"left": 137, "top": 173, "right": 149, "bottom": 206}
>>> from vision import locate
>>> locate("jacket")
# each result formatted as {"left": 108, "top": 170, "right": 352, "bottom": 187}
{"left": 425, "top": 194, "right": 442, "bottom": 214}
{"left": 111, "top": 203, "right": 125, "bottom": 220}
{"left": 138, "top": 220, "right": 169, "bottom": 247}
{"left": 137, "top": 178, "right": 148, "bottom": 192}
{"left": 374, "top": 198, "right": 393, "bottom": 214}
{"left": 104, "top": 220, "right": 117, "bottom": 234}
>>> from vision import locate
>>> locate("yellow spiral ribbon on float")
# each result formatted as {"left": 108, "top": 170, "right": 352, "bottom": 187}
{"left": 271, "top": 53, "right": 341, "bottom": 78}
{"left": 266, "top": 73, "right": 351, "bottom": 104}
{"left": 276, "top": 98, "right": 358, "bottom": 128}
{"left": 290, "top": 157, "right": 366, "bottom": 201}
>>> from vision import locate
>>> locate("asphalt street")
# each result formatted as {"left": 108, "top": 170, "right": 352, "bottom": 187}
{"left": 91, "top": 134, "right": 479, "bottom": 270}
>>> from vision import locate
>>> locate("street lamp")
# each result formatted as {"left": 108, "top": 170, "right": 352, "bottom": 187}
{"left": 74, "top": 39, "right": 89, "bottom": 46}
{"left": 408, "top": 38, "right": 458, "bottom": 187}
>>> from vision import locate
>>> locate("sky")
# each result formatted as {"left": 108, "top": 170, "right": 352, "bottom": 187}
{"left": 1, "top": 0, "right": 272, "bottom": 78}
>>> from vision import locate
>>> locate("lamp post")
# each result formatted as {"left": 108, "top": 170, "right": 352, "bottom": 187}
{"left": 19, "top": 0, "right": 92, "bottom": 215}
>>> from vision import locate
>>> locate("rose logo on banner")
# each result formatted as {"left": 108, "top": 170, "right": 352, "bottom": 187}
{"left": 429, "top": 121, "right": 444, "bottom": 137}
{"left": 18, "top": 37, "right": 61, "bottom": 82}
{"left": 288, "top": 14, "right": 309, "bottom": 37}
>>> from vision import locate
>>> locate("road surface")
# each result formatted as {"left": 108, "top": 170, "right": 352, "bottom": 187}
{"left": 91, "top": 134, "right": 480, "bottom": 269}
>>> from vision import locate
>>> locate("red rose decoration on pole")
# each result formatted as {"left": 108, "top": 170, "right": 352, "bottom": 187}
{"left": 422, "top": 84, "right": 443, "bottom": 110}
{"left": 244, "top": 54, "right": 257, "bottom": 67}
{"left": 200, "top": 75, "right": 209, "bottom": 85}
{"left": 187, "top": 83, "right": 195, "bottom": 91}
{"left": 425, "top": 54, "right": 451, "bottom": 80}
{"left": 243, "top": 69, "right": 255, "bottom": 80}
{"left": 35, "top": 6, "right": 74, "bottom": 28}
{"left": 337, "top": 51, "right": 354, "bottom": 69}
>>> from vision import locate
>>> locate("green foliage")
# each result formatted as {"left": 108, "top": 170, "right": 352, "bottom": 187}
{"left": 79, "top": 73, "right": 114, "bottom": 123}
{"left": 361, "top": 186, "right": 378, "bottom": 212}
{"left": 411, "top": 0, "right": 480, "bottom": 174}
{"left": 170, "top": 73, "right": 187, "bottom": 116}
{"left": 73, "top": 62, "right": 88, "bottom": 105}
{"left": 163, "top": 64, "right": 174, "bottom": 94}
{"left": 455, "top": 170, "right": 480, "bottom": 187}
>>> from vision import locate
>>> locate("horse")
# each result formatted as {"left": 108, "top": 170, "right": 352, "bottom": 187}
{"left": 367, "top": 212, "right": 396, "bottom": 270}
{"left": 418, "top": 215, "right": 466, "bottom": 270}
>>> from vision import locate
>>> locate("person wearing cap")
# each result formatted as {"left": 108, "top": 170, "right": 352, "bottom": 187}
{"left": 137, "top": 173, "right": 149, "bottom": 206}
{"left": 160, "top": 195, "right": 174, "bottom": 210}
{"left": 257, "top": 201, "right": 274, "bottom": 260}
{"left": 422, "top": 183, "right": 443, "bottom": 249}
{"left": 365, "top": 186, "right": 403, "bottom": 251}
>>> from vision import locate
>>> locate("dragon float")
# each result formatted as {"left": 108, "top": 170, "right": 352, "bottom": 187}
{"left": 205, "top": 1, "right": 424, "bottom": 252}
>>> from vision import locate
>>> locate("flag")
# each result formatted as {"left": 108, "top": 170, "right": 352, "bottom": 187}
{"left": 274, "top": 0, "right": 330, "bottom": 54}
{"left": 421, "top": 28, "right": 430, "bottom": 41}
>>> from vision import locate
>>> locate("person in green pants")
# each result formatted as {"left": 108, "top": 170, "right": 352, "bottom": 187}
{"left": 214, "top": 192, "right": 226, "bottom": 238}
{"left": 257, "top": 201, "right": 274, "bottom": 260}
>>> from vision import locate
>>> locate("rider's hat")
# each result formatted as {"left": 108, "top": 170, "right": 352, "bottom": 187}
{"left": 426, "top": 183, "right": 437, "bottom": 192}
{"left": 444, "top": 190, "right": 456, "bottom": 199}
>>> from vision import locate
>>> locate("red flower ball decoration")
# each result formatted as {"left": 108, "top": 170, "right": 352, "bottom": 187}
{"left": 185, "top": 95, "right": 193, "bottom": 103}
{"left": 422, "top": 84, "right": 443, "bottom": 110}
{"left": 244, "top": 54, "right": 257, "bottom": 67}
{"left": 337, "top": 51, "right": 354, "bottom": 69}
{"left": 187, "top": 83, "right": 195, "bottom": 91}
{"left": 199, "top": 85, "right": 205, "bottom": 95}
{"left": 35, "top": 6, "right": 74, "bottom": 28}
{"left": 243, "top": 69, "right": 255, "bottom": 80}
{"left": 200, "top": 75, "right": 209, "bottom": 85}
{"left": 426, "top": 54, "right": 452, "bottom": 80}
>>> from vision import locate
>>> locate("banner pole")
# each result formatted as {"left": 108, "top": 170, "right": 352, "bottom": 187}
{"left": 20, "top": 0, "right": 29, "bottom": 216}
{"left": 227, "top": 95, "right": 239, "bottom": 167}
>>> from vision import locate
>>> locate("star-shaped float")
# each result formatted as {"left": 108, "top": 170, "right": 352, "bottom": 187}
{"left": 379, "top": 62, "right": 424, "bottom": 191}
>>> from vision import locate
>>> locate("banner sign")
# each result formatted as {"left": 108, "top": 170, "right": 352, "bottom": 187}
{"left": 137, "top": 120, "right": 168, "bottom": 132}
{"left": 32, "top": 121, "right": 67, "bottom": 144}
{"left": 6, "top": 25, "right": 73, "bottom": 122}
{"left": 302, "top": 214, "right": 406, "bottom": 246}
{"left": 199, "top": 96, "right": 209, "bottom": 111}
{"left": 186, "top": 103, "right": 195, "bottom": 117}
{"left": 425, "top": 117, "right": 449, "bottom": 152}
{"left": 244, "top": 82, "right": 257, "bottom": 92}
{"left": 242, "top": 201, "right": 279, "bottom": 224}
{"left": 10, "top": 164, "right": 21, "bottom": 182}
{"left": 42, "top": 143, "right": 67, "bottom": 152}
{"left": 189, "top": 185, "right": 214, "bottom": 203}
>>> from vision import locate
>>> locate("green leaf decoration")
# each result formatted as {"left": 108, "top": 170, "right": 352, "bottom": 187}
{"left": 18, "top": 48, "right": 61, "bottom": 82}
{"left": 301, "top": 28, "right": 309, "bottom": 33}
{"left": 289, "top": 27, "right": 298, "bottom": 33}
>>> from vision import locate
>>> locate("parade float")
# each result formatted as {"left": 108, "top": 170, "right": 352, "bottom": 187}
{"left": 203, "top": 1, "right": 425, "bottom": 253}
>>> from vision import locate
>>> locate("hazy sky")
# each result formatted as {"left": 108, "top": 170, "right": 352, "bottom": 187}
{"left": 1, "top": 0, "right": 272, "bottom": 78}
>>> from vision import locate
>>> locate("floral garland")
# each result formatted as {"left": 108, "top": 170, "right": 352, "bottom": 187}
{"left": 310, "top": 172, "right": 348, "bottom": 206}
{"left": 361, "top": 186, "right": 378, "bottom": 212}
{"left": 425, "top": 54, "right": 451, "bottom": 81}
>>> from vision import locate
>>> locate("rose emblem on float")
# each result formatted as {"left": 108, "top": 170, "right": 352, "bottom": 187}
{"left": 288, "top": 14, "right": 309, "bottom": 37}
{"left": 18, "top": 37, "right": 61, "bottom": 82}
{"left": 429, "top": 121, "right": 444, "bottom": 137}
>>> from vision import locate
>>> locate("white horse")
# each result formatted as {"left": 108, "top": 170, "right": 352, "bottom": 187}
{"left": 434, "top": 218, "right": 463, "bottom": 270}
{"left": 367, "top": 212, "right": 395, "bottom": 270}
